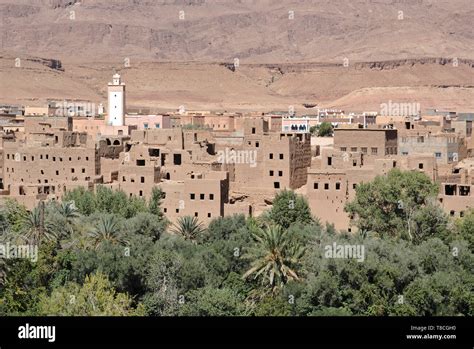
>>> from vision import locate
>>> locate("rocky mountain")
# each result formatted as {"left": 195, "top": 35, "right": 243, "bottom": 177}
{"left": 1, "top": 0, "right": 473, "bottom": 63}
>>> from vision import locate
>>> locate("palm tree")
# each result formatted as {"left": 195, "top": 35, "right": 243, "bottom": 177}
{"left": 243, "top": 225, "right": 306, "bottom": 293}
{"left": 171, "top": 216, "right": 205, "bottom": 242}
{"left": 57, "top": 201, "right": 80, "bottom": 222}
{"left": 21, "top": 206, "right": 58, "bottom": 244}
{"left": 88, "top": 214, "right": 125, "bottom": 249}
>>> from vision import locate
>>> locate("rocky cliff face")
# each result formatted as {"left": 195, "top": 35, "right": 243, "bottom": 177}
{"left": 0, "top": 0, "right": 473, "bottom": 63}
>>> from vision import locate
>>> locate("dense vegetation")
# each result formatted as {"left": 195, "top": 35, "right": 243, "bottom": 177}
{"left": 0, "top": 170, "right": 472, "bottom": 316}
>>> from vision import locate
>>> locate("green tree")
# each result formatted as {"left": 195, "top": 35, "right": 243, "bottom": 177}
{"left": 148, "top": 187, "right": 165, "bottom": 218}
{"left": 243, "top": 225, "right": 305, "bottom": 293}
{"left": 88, "top": 214, "right": 125, "bottom": 249}
{"left": 269, "top": 190, "right": 313, "bottom": 229}
{"left": 37, "top": 272, "right": 145, "bottom": 316}
{"left": 178, "top": 287, "right": 246, "bottom": 316}
{"left": 317, "top": 122, "right": 333, "bottom": 137}
{"left": 345, "top": 169, "right": 440, "bottom": 242}
{"left": 63, "top": 187, "right": 96, "bottom": 215}
{"left": 56, "top": 201, "right": 81, "bottom": 222}
{"left": 171, "top": 216, "right": 205, "bottom": 242}
{"left": 455, "top": 210, "right": 474, "bottom": 250}
{"left": 20, "top": 205, "right": 58, "bottom": 244}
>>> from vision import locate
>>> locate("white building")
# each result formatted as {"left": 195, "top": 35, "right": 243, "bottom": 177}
{"left": 107, "top": 73, "right": 126, "bottom": 126}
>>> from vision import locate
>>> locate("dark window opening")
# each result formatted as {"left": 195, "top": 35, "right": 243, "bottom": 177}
{"left": 173, "top": 154, "right": 182, "bottom": 165}
{"left": 336, "top": 183, "right": 341, "bottom": 190}
{"left": 324, "top": 183, "right": 329, "bottom": 190}
{"left": 274, "top": 182, "right": 280, "bottom": 189}
{"left": 459, "top": 186, "right": 470, "bottom": 196}
{"left": 445, "top": 185, "right": 456, "bottom": 196}
{"left": 149, "top": 148, "right": 160, "bottom": 157}
{"left": 314, "top": 183, "right": 318, "bottom": 189}
{"left": 136, "top": 159, "right": 146, "bottom": 166}
{"left": 327, "top": 157, "right": 332, "bottom": 166}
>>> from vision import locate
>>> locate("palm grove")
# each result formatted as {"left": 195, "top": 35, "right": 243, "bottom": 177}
{"left": 0, "top": 169, "right": 472, "bottom": 316}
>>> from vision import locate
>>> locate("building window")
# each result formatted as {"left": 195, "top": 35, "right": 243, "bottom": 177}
{"left": 279, "top": 154, "right": 284, "bottom": 160}
{"left": 164, "top": 208, "right": 167, "bottom": 213}
{"left": 445, "top": 185, "right": 456, "bottom": 196}
{"left": 209, "top": 194, "right": 214, "bottom": 200}
{"left": 351, "top": 147, "right": 357, "bottom": 152}
{"left": 56, "top": 171, "right": 59, "bottom": 175}
{"left": 256, "top": 142, "right": 259, "bottom": 148}
{"left": 195, "top": 212, "right": 198, "bottom": 217}
{"left": 361, "top": 147, "right": 367, "bottom": 154}
{"left": 459, "top": 186, "right": 470, "bottom": 196}
{"left": 82, "top": 168, "right": 85, "bottom": 173}
{"left": 371, "top": 147, "right": 378, "bottom": 155}
{"left": 402, "top": 151, "right": 408, "bottom": 156}
{"left": 336, "top": 183, "right": 341, "bottom": 190}
{"left": 190, "top": 193, "right": 195, "bottom": 200}
{"left": 327, "top": 157, "right": 332, "bottom": 166}
{"left": 324, "top": 183, "right": 329, "bottom": 190}
{"left": 144, "top": 123, "right": 149, "bottom": 129}
{"left": 252, "top": 127, "right": 256, "bottom": 134}
{"left": 314, "top": 183, "right": 318, "bottom": 189}
{"left": 173, "top": 154, "right": 182, "bottom": 165}
{"left": 200, "top": 193, "right": 205, "bottom": 200}
{"left": 208, "top": 213, "right": 211, "bottom": 218}
{"left": 71, "top": 168, "right": 75, "bottom": 173}
{"left": 269, "top": 153, "right": 273, "bottom": 159}
{"left": 278, "top": 171, "right": 283, "bottom": 176}
{"left": 353, "top": 184, "right": 357, "bottom": 189}
{"left": 155, "top": 123, "right": 160, "bottom": 128}
{"left": 139, "top": 190, "right": 143, "bottom": 197}
{"left": 141, "top": 177, "right": 145, "bottom": 183}
{"left": 340, "top": 147, "right": 347, "bottom": 152}
{"left": 435, "top": 152, "right": 442, "bottom": 159}
{"left": 417, "top": 136, "right": 424, "bottom": 143}
{"left": 274, "top": 182, "right": 280, "bottom": 189}
{"left": 123, "top": 176, "right": 126, "bottom": 182}
{"left": 418, "top": 163, "right": 424, "bottom": 169}
{"left": 269, "top": 170, "right": 274, "bottom": 176}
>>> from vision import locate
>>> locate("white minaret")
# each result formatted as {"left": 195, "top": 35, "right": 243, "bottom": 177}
{"left": 107, "top": 73, "right": 126, "bottom": 126}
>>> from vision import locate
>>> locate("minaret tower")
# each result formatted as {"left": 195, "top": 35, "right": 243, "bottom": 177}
{"left": 107, "top": 73, "right": 126, "bottom": 126}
